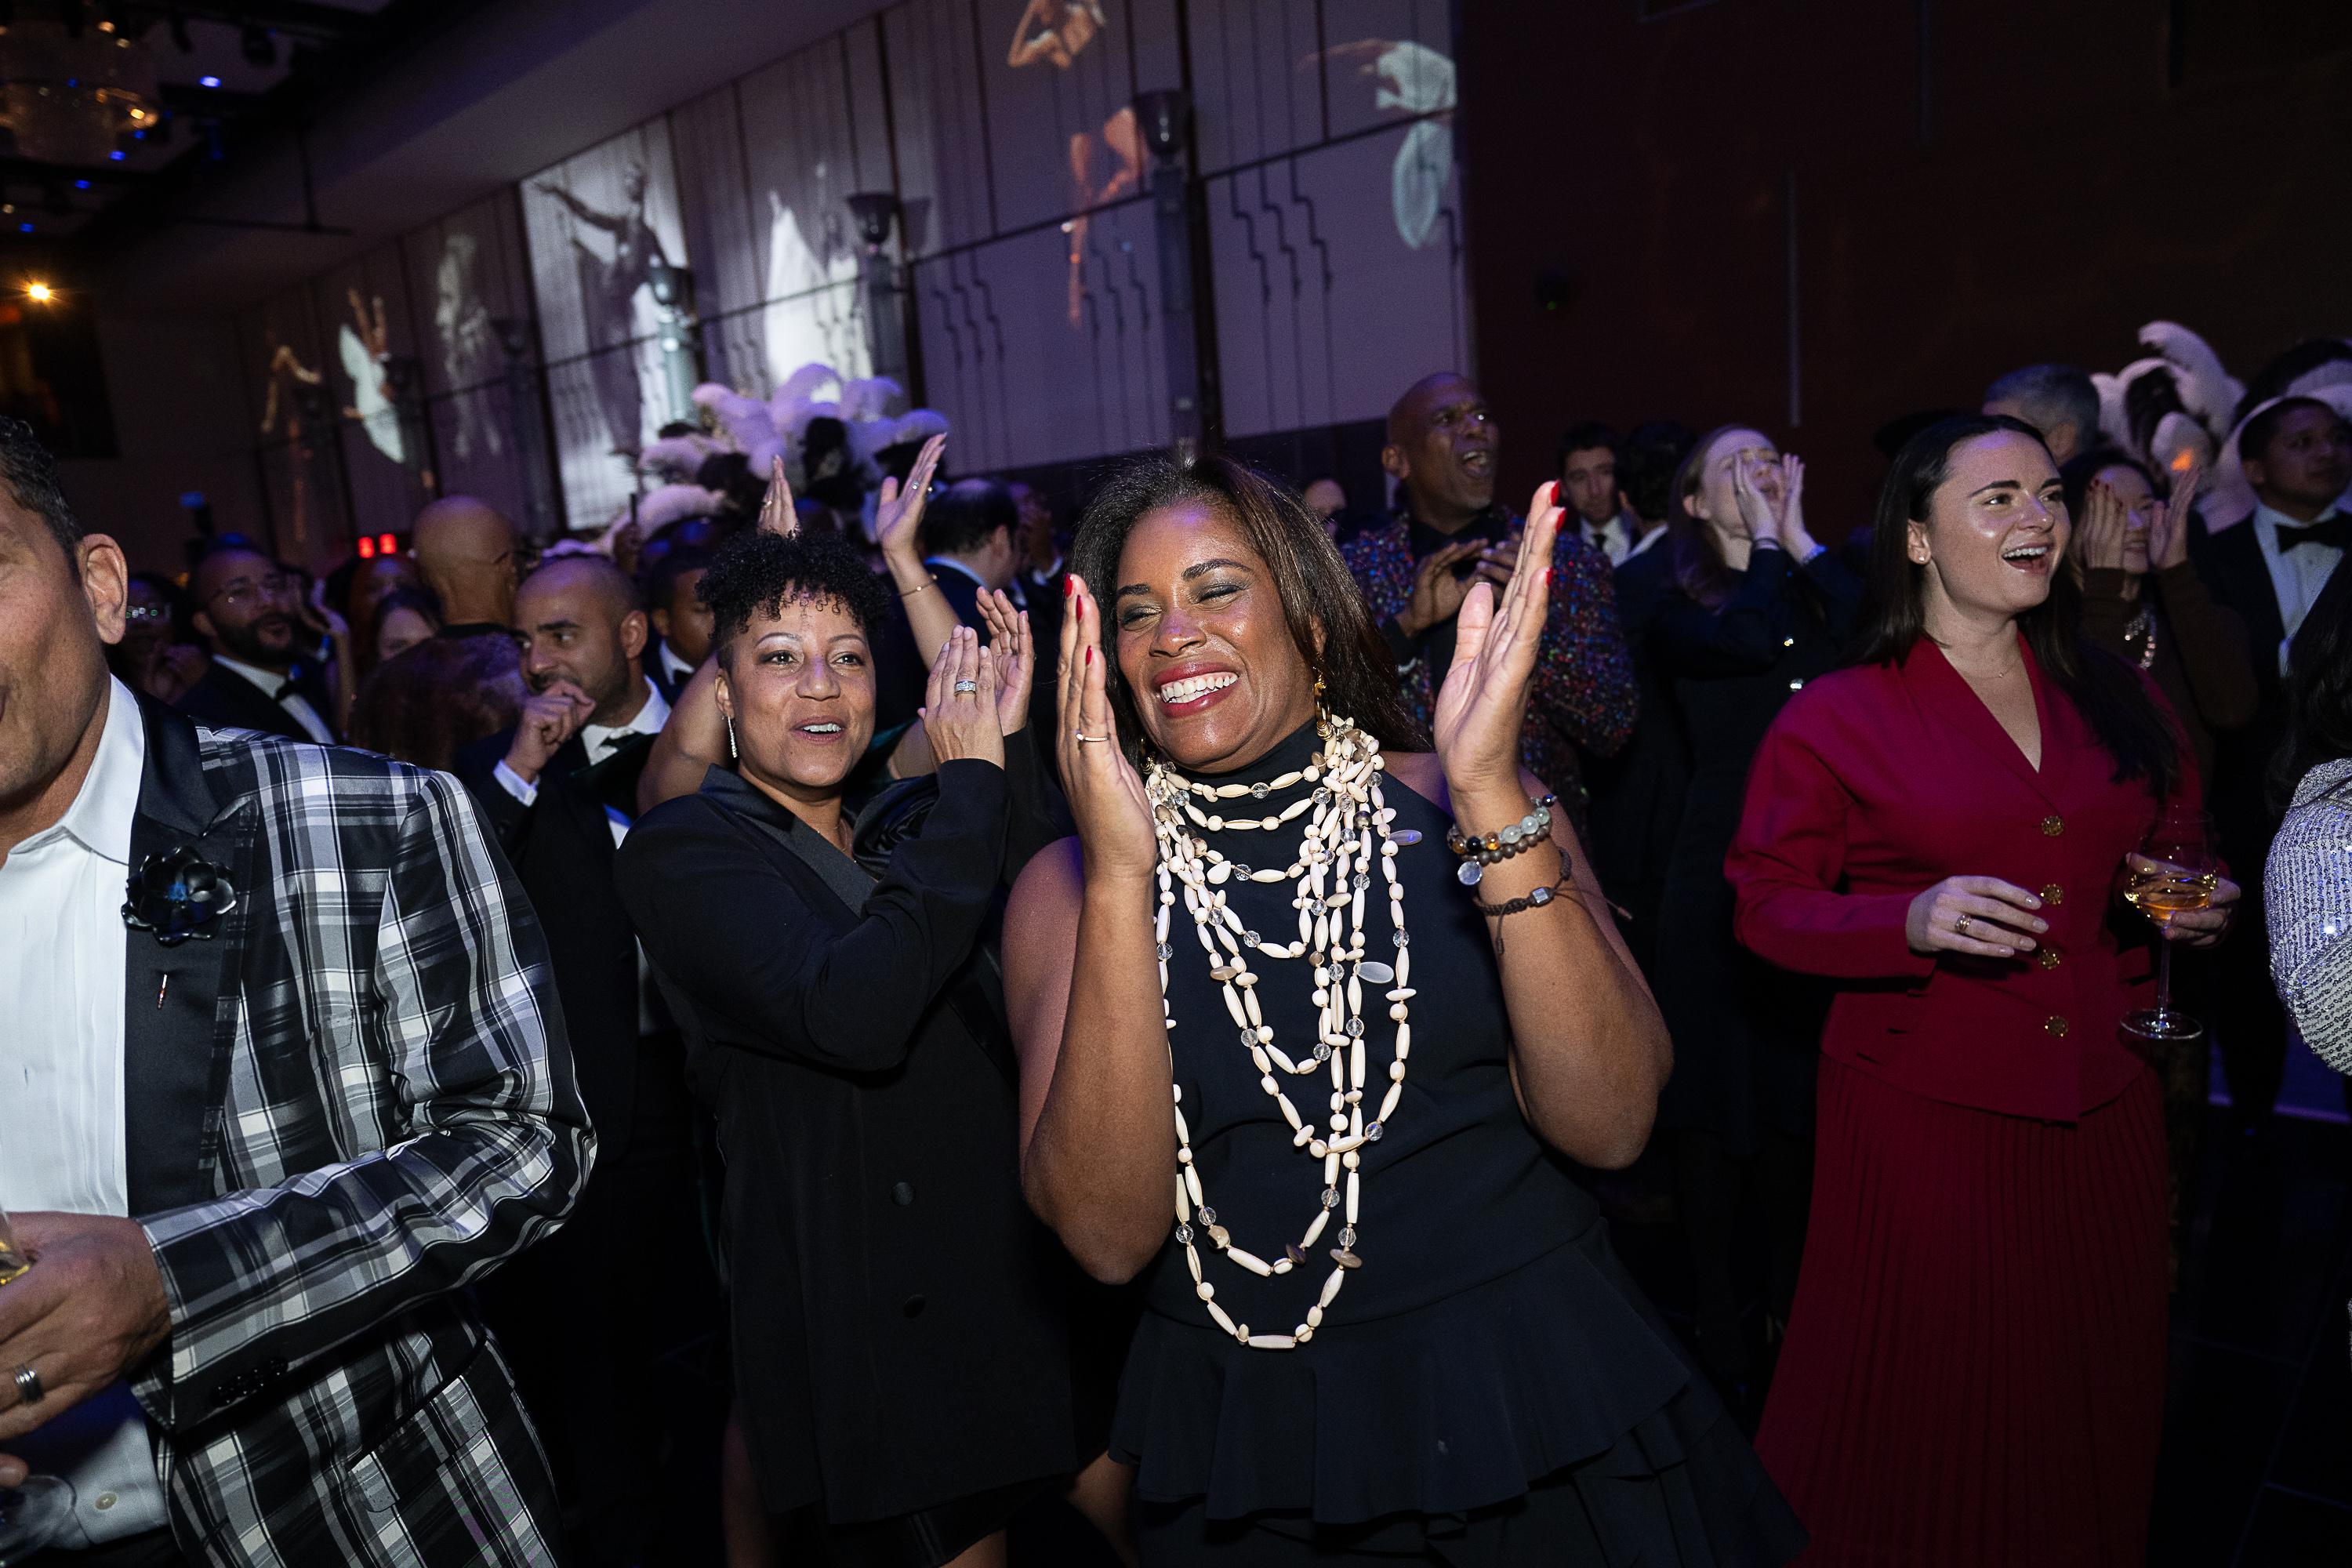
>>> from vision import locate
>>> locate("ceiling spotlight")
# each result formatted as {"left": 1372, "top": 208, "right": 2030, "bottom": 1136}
{"left": 198, "top": 74, "right": 220, "bottom": 89}
{"left": 25, "top": 282, "right": 53, "bottom": 303}
{"left": 240, "top": 25, "right": 274, "bottom": 68}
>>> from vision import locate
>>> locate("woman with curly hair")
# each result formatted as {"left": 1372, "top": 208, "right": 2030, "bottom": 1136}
{"left": 615, "top": 521, "right": 1088, "bottom": 1568}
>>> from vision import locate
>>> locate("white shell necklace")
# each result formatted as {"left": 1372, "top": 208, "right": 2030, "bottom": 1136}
{"left": 1144, "top": 713, "right": 1416, "bottom": 1351}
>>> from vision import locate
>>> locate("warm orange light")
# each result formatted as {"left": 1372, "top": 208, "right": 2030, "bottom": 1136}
{"left": 24, "top": 282, "right": 53, "bottom": 303}
{"left": 2169, "top": 449, "right": 2194, "bottom": 472}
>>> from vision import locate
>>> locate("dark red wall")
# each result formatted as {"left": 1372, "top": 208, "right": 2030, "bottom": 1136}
{"left": 1458, "top": 0, "right": 2352, "bottom": 536}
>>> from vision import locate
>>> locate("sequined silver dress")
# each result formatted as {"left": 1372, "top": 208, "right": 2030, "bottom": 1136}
{"left": 2267, "top": 757, "right": 2352, "bottom": 1072}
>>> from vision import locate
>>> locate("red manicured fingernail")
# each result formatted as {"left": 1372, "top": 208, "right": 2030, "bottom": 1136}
{"left": 1064, "top": 577, "right": 1074, "bottom": 597}
{"left": 1085, "top": 647, "right": 1094, "bottom": 666}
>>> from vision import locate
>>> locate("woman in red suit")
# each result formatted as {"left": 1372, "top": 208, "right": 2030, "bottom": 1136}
{"left": 1727, "top": 414, "right": 2240, "bottom": 1566}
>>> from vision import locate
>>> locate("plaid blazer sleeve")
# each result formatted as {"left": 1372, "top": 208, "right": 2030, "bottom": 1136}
{"left": 133, "top": 768, "right": 591, "bottom": 1431}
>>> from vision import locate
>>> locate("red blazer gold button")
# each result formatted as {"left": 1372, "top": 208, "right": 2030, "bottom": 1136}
{"left": 2040, "top": 884, "right": 2063, "bottom": 905}
{"left": 2044, "top": 1014, "right": 2069, "bottom": 1036}
{"left": 2036, "top": 947, "right": 2062, "bottom": 970}
{"left": 2040, "top": 815, "right": 2064, "bottom": 837}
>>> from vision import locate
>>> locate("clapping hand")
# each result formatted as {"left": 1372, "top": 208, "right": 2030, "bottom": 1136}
{"left": 920, "top": 626, "right": 1005, "bottom": 769}
{"left": 757, "top": 456, "right": 798, "bottom": 537}
{"left": 975, "top": 588, "right": 1035, "bottom": 735}
{"left": 875, "top": 434, "right": 949, "bottom": 567}
{"left": 1432, "top": 481, "right": 1559, "bottom": 798}
{"left": 1396, "top": 539, "right": 1482, "bottom": 637}
{"left": 1056, "top": 576, "right": 1156, "bottom": 880}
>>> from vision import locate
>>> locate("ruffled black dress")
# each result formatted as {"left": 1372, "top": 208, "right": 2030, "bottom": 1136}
{"left": 1113, "top": 722, "right": 1805, "bottom": 1565}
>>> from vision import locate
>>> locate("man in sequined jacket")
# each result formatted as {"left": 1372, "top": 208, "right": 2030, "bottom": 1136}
{"left": 1342, "top": 373, "right": 1637, "bottom": 830}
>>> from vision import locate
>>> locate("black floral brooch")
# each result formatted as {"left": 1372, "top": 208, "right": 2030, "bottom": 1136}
{"left": 122, "top": 844, "right": 238, "bottom": 946}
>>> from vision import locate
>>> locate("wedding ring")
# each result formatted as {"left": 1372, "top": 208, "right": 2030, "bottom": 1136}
{"left": 953, "top": 680, "right": 978, "bottom": 694}
{"left": 1073, "top": 731, "right": 1110, "bottom": 743}
{"left": 1954, "top": 913, "right": 1974, "bottom": 937}
{"left": 13, "top": 1364, "right": 42, "bottom": 1406}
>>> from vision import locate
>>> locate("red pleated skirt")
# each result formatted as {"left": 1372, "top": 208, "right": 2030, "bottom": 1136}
{"left": 1756, "top": 1058, "right": 2168, "bottom": 1567}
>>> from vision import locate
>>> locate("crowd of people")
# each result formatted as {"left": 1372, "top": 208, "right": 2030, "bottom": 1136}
{"left": 0, "top": 327, "right": 2347, "bottom": 1568}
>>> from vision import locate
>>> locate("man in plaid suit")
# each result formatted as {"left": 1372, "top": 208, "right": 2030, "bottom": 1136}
{"left": 0, "top": 417, "right": 588, "bottom": 1564}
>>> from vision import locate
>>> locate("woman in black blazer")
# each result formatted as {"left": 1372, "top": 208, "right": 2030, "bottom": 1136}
{"left": 615, "top": 526, "right": 1082, "bottom": 1568}
{"left": 1648, "top": 426, "right": 1862, "bottom": 1396}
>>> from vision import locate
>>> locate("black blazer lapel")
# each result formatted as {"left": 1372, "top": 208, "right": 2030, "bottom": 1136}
{"left": 122, "top": 699, "right": 256, "bottom": 1218}
{"left": 180, "top": 663, "right": 309, "bottom": 745}
{"left": 2195, "top": 515, "right": 2287, "bottom": 668}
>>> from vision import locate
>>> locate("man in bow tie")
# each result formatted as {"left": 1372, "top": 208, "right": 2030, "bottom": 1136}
{"left": 172, "top": 540, "right": 339, "bottom": 744}
{"left": 0, "top": 419, "right": 584, "bottom": 1564}
{"left": 2190, "top": 394, "right": 2351, "bottom": 1133}
{"left": 454, "top": 555, "right": 718, "bottom": 1567}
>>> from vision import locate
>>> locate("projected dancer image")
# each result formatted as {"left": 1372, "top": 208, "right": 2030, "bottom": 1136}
{"left": 258, "top": 332, "right": 326, "bottom": 550}
{"left": 338, "top": 288, "right": 406, "bottom": 466}
{"left": 1007, "top": 0, "right": 1105, "bottom": 69}
{"left": 1312, "top": 38, "right": 1458, "bottom": 250}
{"left": 435, "top": 232, "right": 504, "bottom": 463}
{"left": 536, "top": 162, "right": 670, "bottom": 459}
{"left": 1006, "top": 0, "right": 1140, "bottom": 324}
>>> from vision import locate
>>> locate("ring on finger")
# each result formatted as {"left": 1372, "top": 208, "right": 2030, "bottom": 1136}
{"left": 953, "top": 680, "right": 978, "bottom": 694}
{"left": 1953, "top": 913, "right": 1973, "bottom": 937}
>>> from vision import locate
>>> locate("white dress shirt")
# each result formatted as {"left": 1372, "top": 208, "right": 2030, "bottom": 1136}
{"left": 0, "top": 679, "right": 171, "bottom": 1546}
{"left": 657, "top": 641, "right": 696, "bottom": 692}
{"left": 2250, "top": 503, "right": 2347, "bottom": 675}
{"left": 212, "top": 655, "right": 334, "bottom": 745}
{"left": 1582, "top": 514, "right": 1635, "bottom": 567}
{"left": 492, "top": 677, "right": 671, "bottom": 1033}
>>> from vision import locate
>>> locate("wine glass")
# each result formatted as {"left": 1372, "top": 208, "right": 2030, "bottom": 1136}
{"left": 0, "top": 1207, "right": 74, "bottom": 1566}
{"left": 2121, "top": 811, "right": 2220, "bottom": 1040}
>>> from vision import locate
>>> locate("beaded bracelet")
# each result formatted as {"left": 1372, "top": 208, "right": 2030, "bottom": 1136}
{"left": 1471, "top": 873, "right": 1575, "bottom": 953}
{"left": 1446, "top": 794, "right": 1558, "bottom": 887}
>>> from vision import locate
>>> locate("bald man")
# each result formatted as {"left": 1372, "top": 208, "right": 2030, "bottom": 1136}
{"left": 412, "top": 495, "right": 524, "bottom": 635}
{"left": 452, "top": 554, "right": 716, "bottom": 1566}
{"left": 1341, "top": 372, "right": 1637, "bottom": 832}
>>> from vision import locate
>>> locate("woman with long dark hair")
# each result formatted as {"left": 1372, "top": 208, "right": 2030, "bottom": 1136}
{"left": 2058, "top": 448, "right": 2256, "bottom": 785}
{"left": 1647, "top": 424, "right": 1860, "bottom": 1395}
{"left": 1728, "top": 415, "right": 2240, "bottom": 1565}
{"left": 1006, "top": 453, "right": 1802, "bottom": 1563}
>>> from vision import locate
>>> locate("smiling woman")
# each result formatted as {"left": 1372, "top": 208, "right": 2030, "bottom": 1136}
{"left": 1005, "top": 452, "right": 1802, "bottom": 1564}
{"left": 612, "top": 527, "right": 1094, "bottom": 1568}
{"left": 1728, "top": 414, "right": 2233, "bottom": 1566}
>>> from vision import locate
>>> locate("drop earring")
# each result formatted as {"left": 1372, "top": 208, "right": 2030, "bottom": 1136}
{"left": 725, "top": 713, "right": 739, "bottom": 761}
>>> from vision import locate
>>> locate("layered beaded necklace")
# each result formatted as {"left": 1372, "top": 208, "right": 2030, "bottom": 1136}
{"left": 1143, "top": 713, "right": 1416, "bottom": 1351}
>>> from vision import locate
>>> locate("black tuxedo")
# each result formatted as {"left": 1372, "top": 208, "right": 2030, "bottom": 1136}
{"left": 173, "top": 660, "right": 335, "bottom": 744}
{"left": 115, "top": 697, "right": 580, "bottom": 1563}
{"left": 2187, "top": 510, "right": 2343, "bottom": 1120}
{"left": 647, "top": 641, "right": 699, "bottom": 707}
{"left": 1581, "top": 540, "right": 1689, "bottom": 978}
{"left": 452, "top": 724, "right": 720, "bottom": 1565}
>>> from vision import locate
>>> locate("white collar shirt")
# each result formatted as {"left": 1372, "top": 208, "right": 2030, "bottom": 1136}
{"left": 0, "top": 679, "right": 171, "bottom": 1546}
{"left": 658, "top": 641, "right": 696, "bottom": 691}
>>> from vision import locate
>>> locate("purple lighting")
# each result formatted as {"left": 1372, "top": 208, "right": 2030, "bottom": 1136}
{"left": 199, "top": 75, "right": 222, "bottom": 89}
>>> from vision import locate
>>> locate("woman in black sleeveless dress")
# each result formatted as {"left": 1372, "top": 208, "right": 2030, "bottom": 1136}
{"left": 1004, "top": 455, "right": 1802, "bottom": 1564}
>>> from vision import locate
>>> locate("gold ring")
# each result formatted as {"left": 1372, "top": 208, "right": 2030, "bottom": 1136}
{"left": 1073, "top": 731, "right": 1110, "bottom": 743}
{"left": 1954, "top": 913, "right": 1973, "bottom": 937}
